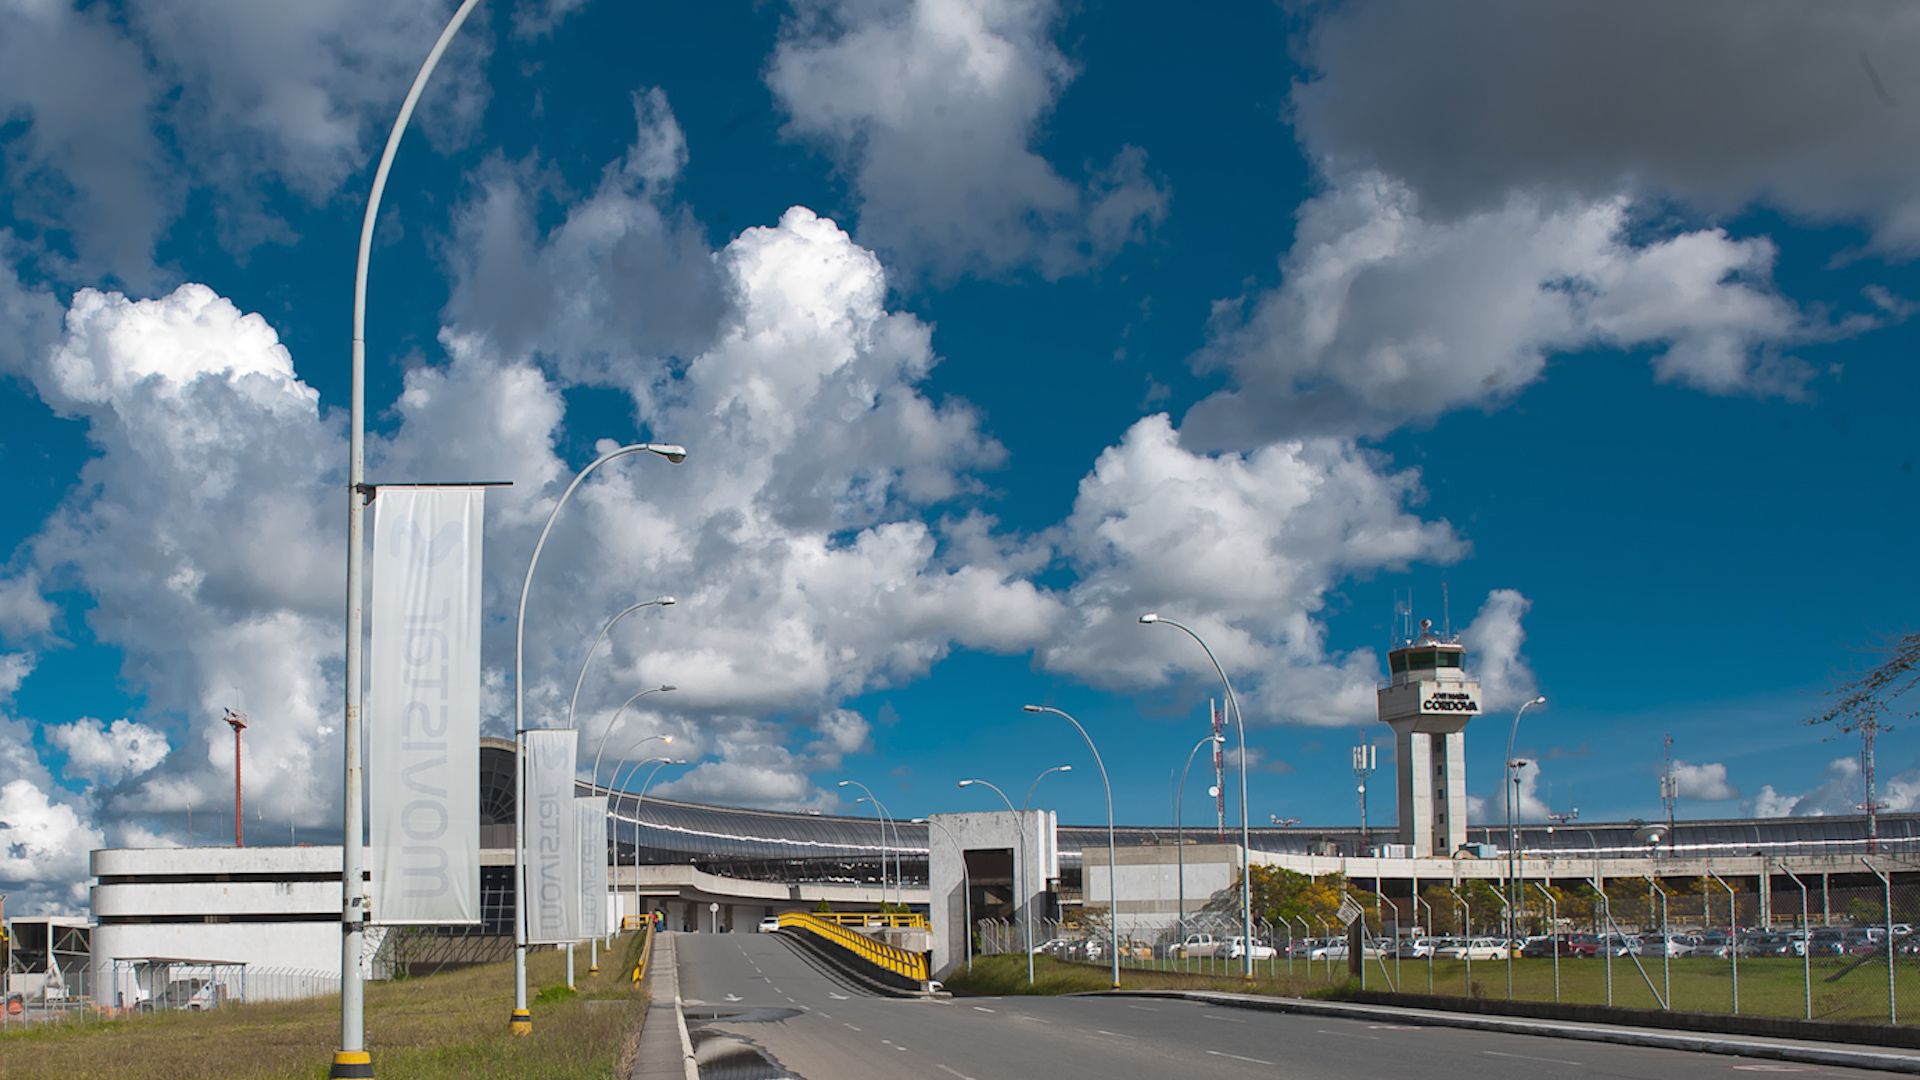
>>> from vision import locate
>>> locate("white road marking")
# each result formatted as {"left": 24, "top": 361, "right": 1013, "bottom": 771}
{"left": 1731, "top": 1068, "right": 1816, "bottom": 1073}
{"left": 725, "top": 993, "right": 743, "bottom": 1002}
{"left": 1367, "top": 1024, "right": 1421, "bottom": 1030}
{"left": 1127, "top": 1005, "right": 1160, "bottom": 1012}
{"left": 1014, "top": 1015, "right": 1052, "bottom": 1024}
{"left": 936, "top": 1065, "right": 977, "bottom": 1080}
{"left": 1484, "top": 1050, "right": 1582, "bottom": 1066}
{"left": 1208, "top": 1050, "right": 1275, "bottom": 1066}
{"left": 1097, "top": 1030, "right": 1131, "bottom": 1038}
{"left": 829, "top": 992, "right": 851, "bottom": 1000}
{"left": 1202, "top": 1013, "right": 1245, "bottom": 1023}
{"left": 973, "top": 1006, "right": 997, "bottom": 1013}
{"left": 1318, "top": 1029, "right": 1378, "bottom": 1040}
{"left": 844, "top": 1023, "right": 861, "bottom": 1031}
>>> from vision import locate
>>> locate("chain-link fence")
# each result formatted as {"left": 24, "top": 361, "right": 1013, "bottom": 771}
{"left": 978, "top": 857, "right": 1920, "bottom": 1024}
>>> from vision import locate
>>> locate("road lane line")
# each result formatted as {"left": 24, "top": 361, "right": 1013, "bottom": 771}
{"left": 1484, "top": 1050, "right": 1582, "bottom": 1066}
{"left": 1202, "top": 1013, "right": 1246, "bottom": 1022}
{"left": 936, "top": 1065, "right": 977, "bottom": 1080}
{"left": 973, "top": 1006, "right": 996, "bottom": 1013}
{"left": 1097, "top": 1030, "right": 1131, "bottom": 1038}
{"left": 1127, "top": 1005, "right": 1159, "bottom": 1012}
{"left": 1318, "top": 1029, "right": 1379, "bottom": 1040}
{"left": 1015, "top": 1015, "right": 1052, "bottom": 1024}
{"left": 1208, "top": 1050, "right": 1275, "bottom": 1066}
{"left": 844, "top": 1023, "right": 861, "bottom": 1031}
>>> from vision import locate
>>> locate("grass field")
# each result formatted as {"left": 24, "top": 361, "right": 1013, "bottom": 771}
{"left": 0, "top": 938, "right": 648, "bottom": 1080}
{"left": 948, "top": 951, "right": 1920, "bottom": 1025}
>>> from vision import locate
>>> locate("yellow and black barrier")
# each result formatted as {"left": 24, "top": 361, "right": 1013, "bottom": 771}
{"left": 776, "top": 911, "right": 928, "bottom": 986}
{"left": 630, "top": 922, "right": 656, "bottom": 985}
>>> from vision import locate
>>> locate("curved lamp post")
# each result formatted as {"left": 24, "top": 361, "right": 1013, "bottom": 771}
{"left": 958, "top": 778, "right": 1031, "bottom": 985}
{"left": 914, "top": 817, "right": 972, "bottom": 973}
{"left": 512, "top": 442, "right": 686, "bottom": 1032}
{"left": 1504, "top": 696, "right": 1547, "bottom": 942}
{"left": 612, "top": 755, "right": 683, "bottom": 934}
{"left": 588, "top": 722, "right": 673, "bottom": 968}
{"left": 564, "top": 603, "right": 670, "bottom": 986}
{"left": 854, "top": 797, "right": 905, "bottom": 908}
{"left": 1021, "top": 765, "right": 1072, "bottom": 978}
{"left": 1021, "top": 705, "right": 1119, "bottom": 990}
{"left": 1138, "top": 614, "right": 1255, "bottom": 980}
{"left": 338, "top": 0, "right": 485, "bottom": 1070}
{"left": 837, "top": 780, "right": 894, "bottom": 908}
{"left": 1176, "top": 734, "right": 1227, "bottom": 942}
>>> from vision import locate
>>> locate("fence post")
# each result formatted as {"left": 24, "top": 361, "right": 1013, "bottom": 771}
{"left": 1707, "top": 871, "right": 1739, "bottom": 1015}
{"left": 1413, "top": 892, "right": 1434, "bottom": 994}
{"left": 1779, "top": 866, "right": 1812, "bottom": 1020}
{"left": 1646, "top": 877, "right": 1671, "bottom": 1011}
{"left": 1531, "top": 882, "right": 1559, "bottom": 1004}
{"left": 1864, "top": 858, "right": 1895, "bottom": 1025}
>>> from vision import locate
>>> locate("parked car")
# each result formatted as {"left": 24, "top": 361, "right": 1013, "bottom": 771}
{"left": 1226, "top": 936, "right": 1278, "bottom": 961}
{"left": 1520, "top": 935, "right": 1575, "bottom": 958}
{"left": 1635, "top": 933, "right": 1697, "bottom": 958}
{"left": 1169, "top": 933, "right": 1222, "bottom": 959}
{"left": 1436, "top": 938, "right": 1507, "bottom": 961}
{"left": 1397, "top": 937, "right": 1440, "bottom": 959}
{"left": 1737, "top": 932, "right": 1794, "bottom": 958}
{"left": 1564, "top": 933, "right": 1601, "bottom": 958}
{"left": 1596, "top": 933, "right": 1640, "bottom": 957}
{"left": 758, "top": 916, "right": 782, "bottom": 933}
{"left": 1804, "top": 928, "right": 1847, "bottom": 956}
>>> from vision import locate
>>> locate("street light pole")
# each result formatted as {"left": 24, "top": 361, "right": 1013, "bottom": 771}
{"left": 958, "top": 778, "right": 1031, "bottom": 985}
{"left": 592, "top": 728, "right": 673, "bottom": 957}
{"left": 565, "top": 601, "right": 672, "bottom": 985}
{"left": 854, "top": 797, "right": 903, "bottom": 908}
{"left": 340, "top": 2, "right": 484, "bottom": 1073}
{"left": 914, "top": 817, "right": 972, "bottom": 973}
{"left": 1176, "top": 734, "right": 1226, "bottom": 943}
{"left": 513, "top": 442, "right": 686, "bottom": 1035}
{"left": 1021, "top": 705, "right": 1119, "bottom": 990}
{"left": 612, "top": 756, "right": 682, "bottom": 936}
{"left": 837, "top": 780, "right": 893, "bottom": 908}
{"left": 1504, "top": 696, "right": 1546, "bottom": 944}
{"left": 1138, "top": 614, "right": 1255, "bottom": 980}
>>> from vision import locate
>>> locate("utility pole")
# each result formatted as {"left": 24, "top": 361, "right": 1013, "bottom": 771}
{"left": 225, "top": 708, "right": 248, "bottom": 847}
{"left": 1658, "top": 734, "right": 1676, "bottom": 855}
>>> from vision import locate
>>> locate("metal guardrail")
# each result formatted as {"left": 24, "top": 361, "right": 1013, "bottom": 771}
{"left": 777, "top": 912, "right": 929, "bottom": 984}
{"left": 813, "top": 911, "right": 930, "bottom": 930}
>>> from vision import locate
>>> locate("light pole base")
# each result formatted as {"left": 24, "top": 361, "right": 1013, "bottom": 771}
{"left": 329, "top": 1051, "right": 373, "bottom": 1078}
{"left": 509, "top": 1009, "right": 532, "bottom": 1035}
{"left": 588, "top": 963, "right": 599, "bottom": 975}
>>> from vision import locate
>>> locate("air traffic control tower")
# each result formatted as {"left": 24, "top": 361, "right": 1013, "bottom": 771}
{"left": 1378, "top": 620, "right": 1481, "bottom": 856}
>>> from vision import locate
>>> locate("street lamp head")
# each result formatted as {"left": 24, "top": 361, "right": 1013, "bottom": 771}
{"left": 1212, "top": 734, "right": 1226, "bottom": 744}
{"left": 645, "top": 444, "right": 689, "bottom": 464}
{"left": 654, "top": 596, "right": 676, "bottom": 607}
{"left": 659, "top": 684, "right": 677, "bottom": 693}
{"left": 911, "top": 817, "right": 927, "bottom": 824}
{"left": 957, "top": 779, "right": 976, "bottom": 788}
{"left": 1057, "top": 764, "right": 1073, "bottom": 773}
{"left": 1020, "top": 704, "right": 1044, "bottom": 714}
{"left": 1138, "top": 613, "right": 1159, "bottom": 624}
{"left": 1531, "top": 696, "right": 1546, "bottom": 705}
{"left": 837, "top": 780, "right": 853, "bottom": 788}
{"left": 660, "top": 735, "right": 673, "bottom": 744}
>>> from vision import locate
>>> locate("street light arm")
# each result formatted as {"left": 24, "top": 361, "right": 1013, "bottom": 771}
{"left": 1135, "top": 613, "right": 1256, "bottom": 979}
{"left": 1021, "top": 704, "right": 1120, "bottom": 989}
{"left": 568, "top": 598, "right": 675, "bottom": 737}
{"left": 588, "top": 685, "right": 676, "bottom": 789}
{"left": 1024, "top": 765, "right": 1072, "bottom": 812}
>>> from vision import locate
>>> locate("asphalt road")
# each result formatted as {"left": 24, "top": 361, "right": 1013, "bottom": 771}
{"left": 676, "top": 933, "right": 1898, "bottom": 1080}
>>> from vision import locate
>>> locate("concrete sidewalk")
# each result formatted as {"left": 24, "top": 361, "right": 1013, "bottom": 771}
{"left": 628, "top": 933, "right": 696, "bottom": 1080}
{"left": 1111, "top": 990, "right": 1920, "bottom": 1075}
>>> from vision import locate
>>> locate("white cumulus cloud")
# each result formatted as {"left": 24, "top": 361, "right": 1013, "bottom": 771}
{"left": 1461, "top": 588, "right": 1538, "bottom": 713}
{"left": 1185, "top": 174, "right": 1842, "bottom": 446}
{"left": 46, "top": 717, "right": 171, "bottom": 783}
{"left": 768, "top": 0, "right": 1167, "bottom": 280}
{"left": 1039, "top": 412, "right": 1465, "bottom": 727}
{"left": 1671, "top": 760, "right": 1739, "bottom": 803}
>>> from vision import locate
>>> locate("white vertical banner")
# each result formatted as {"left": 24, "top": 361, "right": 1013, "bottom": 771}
{"left": 524, "top": 729, "right": 580, "bottom": 944}
{"left": 369, "top": 487, "right": 484, "bottom": 925}
{"left": 576, "top": 797, "right": 607, "bottom": 940}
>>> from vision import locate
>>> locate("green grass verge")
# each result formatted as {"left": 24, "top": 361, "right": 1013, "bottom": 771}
{"left": 946, "top": 952, "right": 1920, "bottom": 1025}
{"left": 0, "top": 939, "right": 648, "bottom": 1080}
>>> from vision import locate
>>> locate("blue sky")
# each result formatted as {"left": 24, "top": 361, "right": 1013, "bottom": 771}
{"left": 1, "top": 0, "right": 1916, "bottom": 912}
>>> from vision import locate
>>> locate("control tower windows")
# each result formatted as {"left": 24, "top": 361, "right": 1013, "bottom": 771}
{"left": 1389, "top": 649, "right": 1464, "bottom": 674}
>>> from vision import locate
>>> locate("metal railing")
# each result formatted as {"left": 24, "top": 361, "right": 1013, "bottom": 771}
{"left": 776, "top": 912, "right": 929, "bottom": 984}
